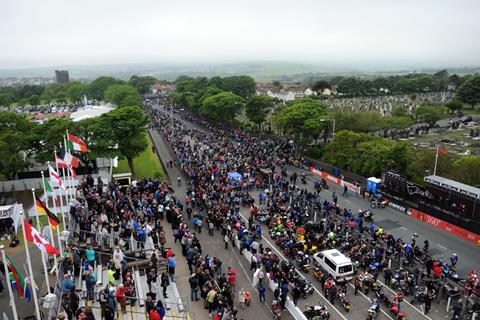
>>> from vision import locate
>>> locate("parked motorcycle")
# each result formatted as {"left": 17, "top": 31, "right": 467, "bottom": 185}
{"left": 367, "top": 299, "right": 380, "bottom": 320}
{"left": 337, "top": 291, "right": 351, "bottom": 312}
{"left": 304, "top": 304, "right": 330, "bottom": 320}
{"left": 272, "top": 299, "right": 282, "bottom": 319}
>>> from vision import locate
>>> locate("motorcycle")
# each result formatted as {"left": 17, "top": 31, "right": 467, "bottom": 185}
{"left": 272, "top": 299, "right": 282, "bottom": 319}
{"left": 296, "top": 278, "right": 314, "bottom": 297}
{"left": 312, "top": 267, "right": 323, "bottom": 281}
{"left": 304, "top": 305, "right": 330, "bottom": 320}
{"left": 367, "top": 299, "right": 380, "bottom": 320}
{"left": 374, "top": 287, "right": 392, "bottom": 307}
{"left": 370, "top": 198, "right": 389, "bottom": 209}
{"left": 337, "top": 291, "right": 351, "bottom": 312}
{"left": 362, "top": 209, "right": 374, "bottom": 222}
{"left": 437, "top": 258, "right": 460, "bottom": 281}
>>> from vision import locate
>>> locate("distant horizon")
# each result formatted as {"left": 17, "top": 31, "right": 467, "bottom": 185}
{"left": 2, "top": 0, "right": 479, "bottom": 71}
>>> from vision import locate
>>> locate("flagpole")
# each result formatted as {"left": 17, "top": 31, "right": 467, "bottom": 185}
{"left": 1, "top": 245, "right": 19, "bottom": 320}
{"left": 433, "top": 145, "right": 439, "bottom": 175}
{"left": 59, "top": 142, "right": 71, "bottom": 201}
{"left": 20, "top": 209, "right": 42, "bottom": 320}
{"left": 31, "top": 188, "right": 52, "bottom": 290}
{"left": 30, "top": 189, "right": 41, "bottom": 231}
{"left": 41, "top": 170, "right": 63, "bottom": 258}
{"left": 50, "top": 162, "right": 67, "bottom": 229}
{"left": 63, "top": 134, "right": 75, "bottom": 201}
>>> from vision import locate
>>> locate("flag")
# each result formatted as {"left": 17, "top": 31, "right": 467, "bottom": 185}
{"left": 6, "top": 255, "right": 31, "bottom": 301}
{"left": 66, "top": 133, "right": 88, "bottom": 152}
{"left": 23, "top": 219, "right": 60, "bottom": 256}
{"left": 55, "top": 154, "right": 69, "bottom": 169}
{"left": 436, "top": 147, "right": 448, "bottom": 155}
{"left": 49, "top": 165, "right": 66, "bottom": 190}
{"left": 68, "top": 165, "right": 77, "bottom": 178}
{"left": 60, "top": 149, "right": 80, "bottom": 168}
{"left": 35, "top": 195, "right": 60, "bottom": 229}
{"left": 44, "top": 179, "right": 53, "bottom": 192}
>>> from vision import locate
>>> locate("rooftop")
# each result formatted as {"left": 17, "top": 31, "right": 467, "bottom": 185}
{"left": 424, "top": 175, "right": 480, "bottom": 199}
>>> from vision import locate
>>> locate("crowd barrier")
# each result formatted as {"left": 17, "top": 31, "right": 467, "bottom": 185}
{"left": 309, "top": 167, "right": 480, "bottom": 245}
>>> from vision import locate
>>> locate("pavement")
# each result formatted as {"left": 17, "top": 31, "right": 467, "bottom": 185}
{"left": 150, "top": 104, "right": 480, "bottom": 320}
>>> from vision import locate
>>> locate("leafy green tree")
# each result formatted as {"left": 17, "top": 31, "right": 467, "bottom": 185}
{"left": 0, "top": 113, "right": 37, "bottom": 179}
{"left": 445, "top": 100, "right": 463, "bottom": 114}
{"left": 34, "top": 118, "right": 71, "bottom": 163}
{"left": 88, "top": 76, "right": 123, "bottom": 101}
{"left": 66, "top": 81, "right": 88, "bottom": 103}
{"left": 322, "top": 130, "right": 372, "bottom": 169}
{"left": 456, "top": 75, "right": 480, "bottom": 107}
{"left": 92, "top": 106, "right": 150, "bottom": 177}
{"left": 175, "top": 76, "right": 209, "bottom": 93}
{"left": 311, "top": 80, "right": 331, "bottom": 92}
{"left": 333, "top": 111, "right": 386, "bottom": 133}
{"left": 40, "top": 83, "right": 65, "bottom": 103}
{"left": 245, "top": 95, "right": 275, "bottom": 126}
{"left": 452, "top": 156, "right": 480, "bottom": 186}
{"left": 0, "top": 92, "right": 15, "bottom": 107}
{"left": 408, "top": 149, "right": 454, "bottom": 181}
{"left": 28, "top": 95, "right": 40, "bottom": 106}
{"left": 104, "top": 84, "right": 142, "bottom": 107}
{"left": 415, "top": 104, "right": 447, "bottom": 126}
{"left": 129, "top": 75, "right": 157, "bottom": 94}
{"left": 336, "top": 77, "right": 371, "bottom": 96}
{"left": 272, "top": 98, "right": 327, "bottom": 145}
{"left": 14, "top": 85, "right": 45, "bottom": 101}
{"left": 209, "top": 75, "right": 256, "bottom": 98}
{"left": 201, "top": 92, "right": 245, "bottom": 124}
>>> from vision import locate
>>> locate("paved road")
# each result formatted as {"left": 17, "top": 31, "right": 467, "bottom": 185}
{"left": 150, "top": 128, "right": 292, "bottom": 320}
{"left": 151, "top": 105, "right": 480, "bottom": 320}
{"left": 150, "top": 107, "right": 414, "bottom": 320}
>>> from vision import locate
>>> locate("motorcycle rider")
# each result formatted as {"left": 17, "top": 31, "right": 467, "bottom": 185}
{"left": 450, "top": 253, "right": 458, "bottom": 267}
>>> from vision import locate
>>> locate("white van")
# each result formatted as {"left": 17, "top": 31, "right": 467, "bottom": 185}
{"left": 313, "top": 249, "right": 354, "bottom": 282}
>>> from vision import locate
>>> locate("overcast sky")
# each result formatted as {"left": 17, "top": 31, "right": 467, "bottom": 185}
{"left": 1, "top": 0, "right": 479, "bottom": 69}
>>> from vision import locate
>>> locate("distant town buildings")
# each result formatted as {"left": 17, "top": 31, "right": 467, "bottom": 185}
{"left": 55, "top": 70, "right": 70, "bottom": 84}
{"left": 151, "top": 82, "right": 176, "bottom": 94}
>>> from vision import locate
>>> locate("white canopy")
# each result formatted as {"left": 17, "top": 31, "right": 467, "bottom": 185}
{"left": 0, "top": 204, "right": 22, "bottom": 232}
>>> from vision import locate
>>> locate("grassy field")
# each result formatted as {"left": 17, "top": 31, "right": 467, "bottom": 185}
{"left": 113, "top": 134, "right": 167, "bottom": 181}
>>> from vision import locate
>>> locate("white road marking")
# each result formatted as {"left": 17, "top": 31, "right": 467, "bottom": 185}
{"left": 345, "top": 199, "right": 351, "bottom": 203}
{"left": 400, "top": 227, "right": 408, "bottom": 231}
{"left": 437, "top": 244, "right": 447, "bottom": 250}
{"left": 237, "top": 212, "right": 348, "bottom": 320}
{"left": 347, "top": 283, "right": 394, "bottom": 320}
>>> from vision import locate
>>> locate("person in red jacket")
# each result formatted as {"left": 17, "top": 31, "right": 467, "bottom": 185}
{"left": 228, "top": 271, "right": 237, "bottom": 292}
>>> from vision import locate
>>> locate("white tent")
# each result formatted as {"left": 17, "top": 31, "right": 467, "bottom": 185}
{"left": 0, "top": 203, "right": 22, "bottom": 232}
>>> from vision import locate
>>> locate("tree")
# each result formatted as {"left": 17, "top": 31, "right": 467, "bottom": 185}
{"left": 40, "top": 83, "right": 65, "bottom": 103}
{"left": 336, "top": 77, "right": 371, "bottom": 96}
{"left": 88, "top": 76, "right": 123, "bottom": 101}
{"left": 322, "top": 130, "right": 372, "bottom": 170}
{"left": 272, "top": 98, "right": 327, "bottom": 145}
{"left": 452, "top": 156, "right": 480, "bottom": 186}
{"left": 104, "top": 84, "right": 142, "bottom": 107}
{"left": 201, "top": 92, "right": 245, "bottom": 124}
{"left": 456, "top": 75, "right": 480, "bottom": 107}
{"left": 312, "top": 80, "right": 331, "bottom": 93}
{"left": 0, "top": 113, "right": 37, "bottom": 179}
{"left": 66, "top": 81, "right": 88, "bottom": 103}
{"left": 0, "top": 92, "right": 15, "bottom": 107}
{"left": 415, "top": 104, "right": 447, "bottom": 126}
{"left": 210, "top": 75, "right": 256, "bottom": 98}
{"left": 445, "top": 100, "right": 463, "bottom": 114}
{"left": 129, "top": 75, "right": 157, "bottom": 94}
{"left": 28, "top": 95, "right": 40, "bottom": 106}
{"left": 34, "top": 118, "right": 71, "bottom": 163}
{"left": 92, "top": 106, "right": 150, "bottom": 177}
{"left": 245, "top": 95, "right": 275, "bottom": 127}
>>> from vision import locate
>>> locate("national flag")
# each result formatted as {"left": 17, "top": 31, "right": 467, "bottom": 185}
{"left": 23, "top": 219, "right": 60, "bottom": 256}
{"left": 35, "top": 195, "right": 60, "bottom": 229}
{"left": 66, "top": 133, "right": 89, "bottom": 152}
{"left": 49, "top": 165, "right": 66, "bottom": 190}
{"left": 55, "top": 154, "right": 69, "bottom": 169}
{"left": 436, "top": 147, "right": 448, "bottom": 155}
{"left": 60, "top": 149, "right": 80, "bottom": 168}
{"left": 68, "top": 165, "right": 77, "bottom": 178}
{"left": 6, "top": 255, "right": 31, "bottom": 301}
{"left": 44, "top": 179, "right": 53, "bottom": 192}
